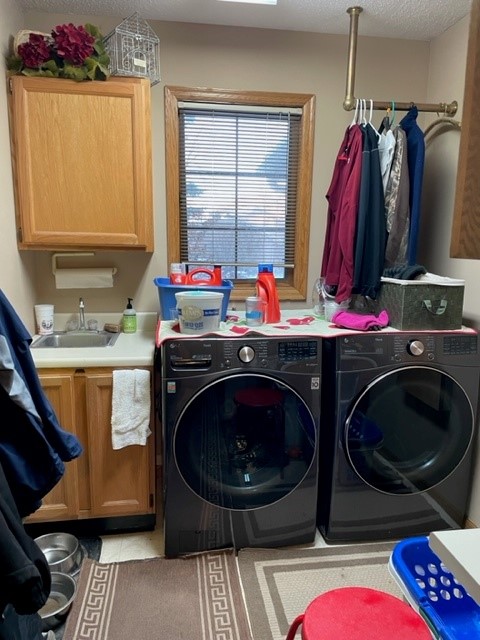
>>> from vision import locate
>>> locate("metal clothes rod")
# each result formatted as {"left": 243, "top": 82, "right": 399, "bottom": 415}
{"left": 343, "top": 6, "right": 458, "bottom": 117}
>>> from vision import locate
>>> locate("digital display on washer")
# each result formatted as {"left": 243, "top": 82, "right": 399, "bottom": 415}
{"left": 278, "top": 340, "right": 317, "bottom": 361}
{"left": 443, "top": 335, "right": 478, "bottom": 355}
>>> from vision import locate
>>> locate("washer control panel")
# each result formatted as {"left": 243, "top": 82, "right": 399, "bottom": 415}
{"left": 162, "top": 337, "right": 320, "bottom": 374}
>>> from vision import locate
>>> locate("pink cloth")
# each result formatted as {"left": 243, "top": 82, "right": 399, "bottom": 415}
{"left": 332, "top": 309, "right": 389, "bottom": 331}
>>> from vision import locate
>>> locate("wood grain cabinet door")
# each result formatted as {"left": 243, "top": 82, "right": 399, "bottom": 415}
{"left": 8, "top": 76, "right": 153, "bottom": 251}
{"left": 84, "top": 370, "right": 153, "bottom": 517}
{"left": 27, "top": 371, "right": 80, "bottom": 522}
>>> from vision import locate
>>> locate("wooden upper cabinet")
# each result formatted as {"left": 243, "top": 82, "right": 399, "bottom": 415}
{"left": 7, "top": 76, "right": 154, "bottom": 251}
{"left": 451, "top": 0, "right": 480, "bottom": 259}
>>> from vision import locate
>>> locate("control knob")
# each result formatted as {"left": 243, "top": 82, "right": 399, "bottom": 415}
{"left": 407, "top": 340, "right": 425, "bottom": 356}
{"left": 238, "top": 345, "right": 255, "bottom": 363}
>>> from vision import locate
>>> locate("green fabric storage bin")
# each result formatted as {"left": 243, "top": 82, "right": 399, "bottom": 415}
{"left": 377, "top": 274, "right": 465, "bottom": 330}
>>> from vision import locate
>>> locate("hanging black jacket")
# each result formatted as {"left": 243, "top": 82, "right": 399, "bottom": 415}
{"left": 0, "top": 460, "right": 50, "bottom": 617}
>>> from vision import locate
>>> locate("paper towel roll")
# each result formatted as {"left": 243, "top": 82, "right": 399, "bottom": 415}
{"left": 54, "top": 268, "right": 115, "bottom": 289}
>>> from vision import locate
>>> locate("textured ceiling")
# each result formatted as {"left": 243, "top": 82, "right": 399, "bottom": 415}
{"left": 17, "top": 0, "right": 472, "bottom": 41}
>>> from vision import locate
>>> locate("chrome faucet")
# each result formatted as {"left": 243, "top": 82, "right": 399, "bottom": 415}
{"left": 79, "top": 297, "right": 86, "bottom": 331}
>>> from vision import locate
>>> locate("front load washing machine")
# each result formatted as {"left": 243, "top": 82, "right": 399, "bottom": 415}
{"left": 158, "top": 336, "right": 321, "bottom": 556}
{"left": 318, "top": 331, "right": 480, "bottom": 542}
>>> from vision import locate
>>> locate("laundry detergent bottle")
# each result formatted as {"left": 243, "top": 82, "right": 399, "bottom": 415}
{"left": 256, "top": 263, "right": 280, "bottom": 323}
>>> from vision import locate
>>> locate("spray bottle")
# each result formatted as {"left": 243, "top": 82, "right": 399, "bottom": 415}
{"left": 123, "top": 298, "right": 137, "bottom": 333}
{"left": 256, "top": 263, "right": 280, "bottom": 323}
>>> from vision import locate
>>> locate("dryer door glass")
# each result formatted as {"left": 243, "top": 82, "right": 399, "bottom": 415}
{"left": 344, "top": 366, "right": 473, "bottom": 494}
{"left": 174, "top": 373, "right": 316, "bottom": 510}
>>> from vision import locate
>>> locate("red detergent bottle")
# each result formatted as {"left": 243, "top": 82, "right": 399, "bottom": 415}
{"left": 256, "top": 263, "right": 280, "bottom": 323}
{"left": 184, "top": 265, "right": 222, "bottom": 286}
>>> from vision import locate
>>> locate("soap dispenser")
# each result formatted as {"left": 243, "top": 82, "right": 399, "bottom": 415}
{"left": 123, "top": 298, "right": 137, "bottom": 333}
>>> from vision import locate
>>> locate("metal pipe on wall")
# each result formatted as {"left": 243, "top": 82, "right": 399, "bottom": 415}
{"left": 343, "top": 6, "right": 458, "bottom": 116}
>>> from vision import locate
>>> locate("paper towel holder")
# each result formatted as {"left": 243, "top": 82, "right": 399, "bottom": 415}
{"left": 51, "top": 252, "right": 118, "bottom": 276}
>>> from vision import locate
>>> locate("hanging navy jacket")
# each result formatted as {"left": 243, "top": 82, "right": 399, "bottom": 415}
{"left": 353, "top": 123, "right": 387, "bottom": 298}
{"left": 0, "top": 289, "right": 82, "bottom": 517}
{"left": 399, "top": 106, "right": 425, "bottom": 265}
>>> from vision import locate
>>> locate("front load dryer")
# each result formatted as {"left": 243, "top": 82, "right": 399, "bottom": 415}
{"left": 159, "top": 336, "right": 321, "bottom": 557}
{"left": 318, "top": 331, "right": 480, "bottom": 542}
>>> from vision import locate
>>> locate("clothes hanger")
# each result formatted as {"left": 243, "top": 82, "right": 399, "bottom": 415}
{"left": 360, "top": 98, "right": 367, "bottom": 126}
{"left": 349, "top": 98, "right": 359, "bottom": 128}
{"left": 368, "top": 98, "right": 382, "bottom": 142}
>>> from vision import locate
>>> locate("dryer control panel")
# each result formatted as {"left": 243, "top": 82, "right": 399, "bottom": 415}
{"left": 337, "top": 332, "right": 479, "bottom": 369}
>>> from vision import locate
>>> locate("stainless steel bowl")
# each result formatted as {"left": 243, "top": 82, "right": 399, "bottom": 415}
{"left": 34, "top": 532, "right": 83, "bottom": 576}
{"left": 39, "top": 572, "right": 76, "bottom": 631}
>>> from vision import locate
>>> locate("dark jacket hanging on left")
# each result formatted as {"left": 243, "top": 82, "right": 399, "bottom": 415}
{"left": 0, "top": 289, "right": 83, "bottom": 518}
{"left": 0, "top": 456, "right": 50, "bottom": 640}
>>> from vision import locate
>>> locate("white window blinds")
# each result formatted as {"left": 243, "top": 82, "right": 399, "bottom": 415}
{"left": 178, "top": 104, "right": 301, "bottom": 280}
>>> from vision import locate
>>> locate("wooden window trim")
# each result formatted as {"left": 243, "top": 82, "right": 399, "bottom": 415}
{"left": 165, "top": 85, "right": 315, "bottom": 301}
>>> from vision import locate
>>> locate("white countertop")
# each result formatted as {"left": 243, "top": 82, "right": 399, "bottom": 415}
{"left": 429, "top": 529, "right": 480, "bottom": 606}
{"left": 31, "top": 312, "right": 157, "bottom": 369}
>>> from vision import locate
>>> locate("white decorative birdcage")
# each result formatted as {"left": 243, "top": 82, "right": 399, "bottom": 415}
{"left": 103, "top": 13, "right": 160, "bottom": 86}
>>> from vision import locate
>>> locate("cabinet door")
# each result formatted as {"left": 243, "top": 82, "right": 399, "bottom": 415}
{"left": 85, "top": 371, "right": 153, "bottom": 517}
{"left": 8, "top": 76, "right": 153, "bottom": 251}
{"left": 451, "top": 0, "right": 480, "bottom": 258}
{"left": 26, "top": 371, "right": 80, "bottom": 522}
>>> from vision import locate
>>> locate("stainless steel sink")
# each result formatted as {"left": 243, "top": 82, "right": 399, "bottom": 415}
{"left": 32, "top": 331, "right": 120, "bottom": 349}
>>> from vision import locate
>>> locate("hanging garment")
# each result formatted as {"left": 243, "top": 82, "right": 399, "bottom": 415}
{"left": 399, "top": 106, "right": 425, "bottom": 264}
{"left": 353, "top": 123, "right": 387, "bottom": 299}
{"left": 0, "top": 459, "right": 50, "bottom": 621}
{"left": 378, "top": 128, "right": 396, "bottom": 193}
{"left": 321, "top": 124, "right": 363, "bottom": 302}
{"left": 0, "top": 289, "right": 82, "bottom": 517}
{"left": 384, "top": 126, "right": 410, "bottom": 266}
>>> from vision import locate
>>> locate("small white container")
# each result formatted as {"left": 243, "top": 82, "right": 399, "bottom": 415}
{"left": 34, "top": 304, "right": 54, "bottom": 335}
{"left": 175, "top": 291, "right": 224, "bottom": 334}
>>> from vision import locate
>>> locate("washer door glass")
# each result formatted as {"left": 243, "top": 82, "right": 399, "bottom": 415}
{"left": 174, "top": 374, "right": 316, "bottom": 510}
{"left": 345, "top": 366, "right": 473, "bottom": 494}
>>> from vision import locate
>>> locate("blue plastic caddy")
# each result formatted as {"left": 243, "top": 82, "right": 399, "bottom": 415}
{"left": 389, "top": 536, "right": 480, "bottom": 639}
{"left": 154, "top": 277, "right": 233, "bottom": 321}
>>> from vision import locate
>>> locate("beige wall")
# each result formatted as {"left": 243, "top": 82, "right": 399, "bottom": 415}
{"left": 14, "top": 11, "right": 430, "bottom": 319}
{"left": 0, "top": 0, "right": 36, "bottom": 328}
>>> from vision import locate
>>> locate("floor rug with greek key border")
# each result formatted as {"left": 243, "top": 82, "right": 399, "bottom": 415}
{"left": 238, "top": 542, "right": 403, "bottom": 640}
{"left": 62, "top": 550, "right": 252, "bottom": 640}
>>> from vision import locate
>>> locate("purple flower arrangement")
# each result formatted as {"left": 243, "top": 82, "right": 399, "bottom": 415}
{"left": 7, "top": 23, "right": 110, "bottom": 81}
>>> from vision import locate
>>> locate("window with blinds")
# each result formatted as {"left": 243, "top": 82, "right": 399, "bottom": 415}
{"left": 164, "top": 87, "right": 315, "bottom": 301}
{"left": 178, "top": 105, "right": 301, "bottom": 280}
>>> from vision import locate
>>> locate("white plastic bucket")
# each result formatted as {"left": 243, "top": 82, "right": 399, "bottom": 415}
{"left": 175, "top": 291, "right": 224, "bottom": 334}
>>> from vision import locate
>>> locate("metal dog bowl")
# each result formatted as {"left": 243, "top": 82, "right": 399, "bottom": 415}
{"left": 34, "top": 532, "right": 83, "bottom": 576}
{"left": 38, "top": 572, "right": 76, "bottom": 631}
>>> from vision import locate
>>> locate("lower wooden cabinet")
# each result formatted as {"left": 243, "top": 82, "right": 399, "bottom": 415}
{"left": 26, "top": 367, "right": 155, "bottom": 524}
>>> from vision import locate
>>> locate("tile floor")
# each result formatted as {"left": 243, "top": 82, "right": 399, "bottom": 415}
{"left": 100, "top": 525, "right": 328, "bottom": 563}
{"left": 100, "top": 527, "right": 165, "bottom": 562}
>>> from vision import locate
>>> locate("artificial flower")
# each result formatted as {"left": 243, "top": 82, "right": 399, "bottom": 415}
{"left": 6, "top": 23, "right": 110, "bottom": 81}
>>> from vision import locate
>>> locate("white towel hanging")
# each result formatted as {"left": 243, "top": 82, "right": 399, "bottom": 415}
{"left": 111, "top": 369, "right": 151, "bottom": 450}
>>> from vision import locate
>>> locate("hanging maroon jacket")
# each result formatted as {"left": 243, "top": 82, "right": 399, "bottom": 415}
{"left": 321, "top": 124, "right": 363, "bottom": 302}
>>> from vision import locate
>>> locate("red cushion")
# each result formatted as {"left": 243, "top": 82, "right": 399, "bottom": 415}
{"left": 301, "top": 587, "right": 432, "bottom": 639}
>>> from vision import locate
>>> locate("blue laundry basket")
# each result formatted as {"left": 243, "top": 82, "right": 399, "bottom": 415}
{"left": 389, "top": 536, "right": 480, "bottom": 639}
